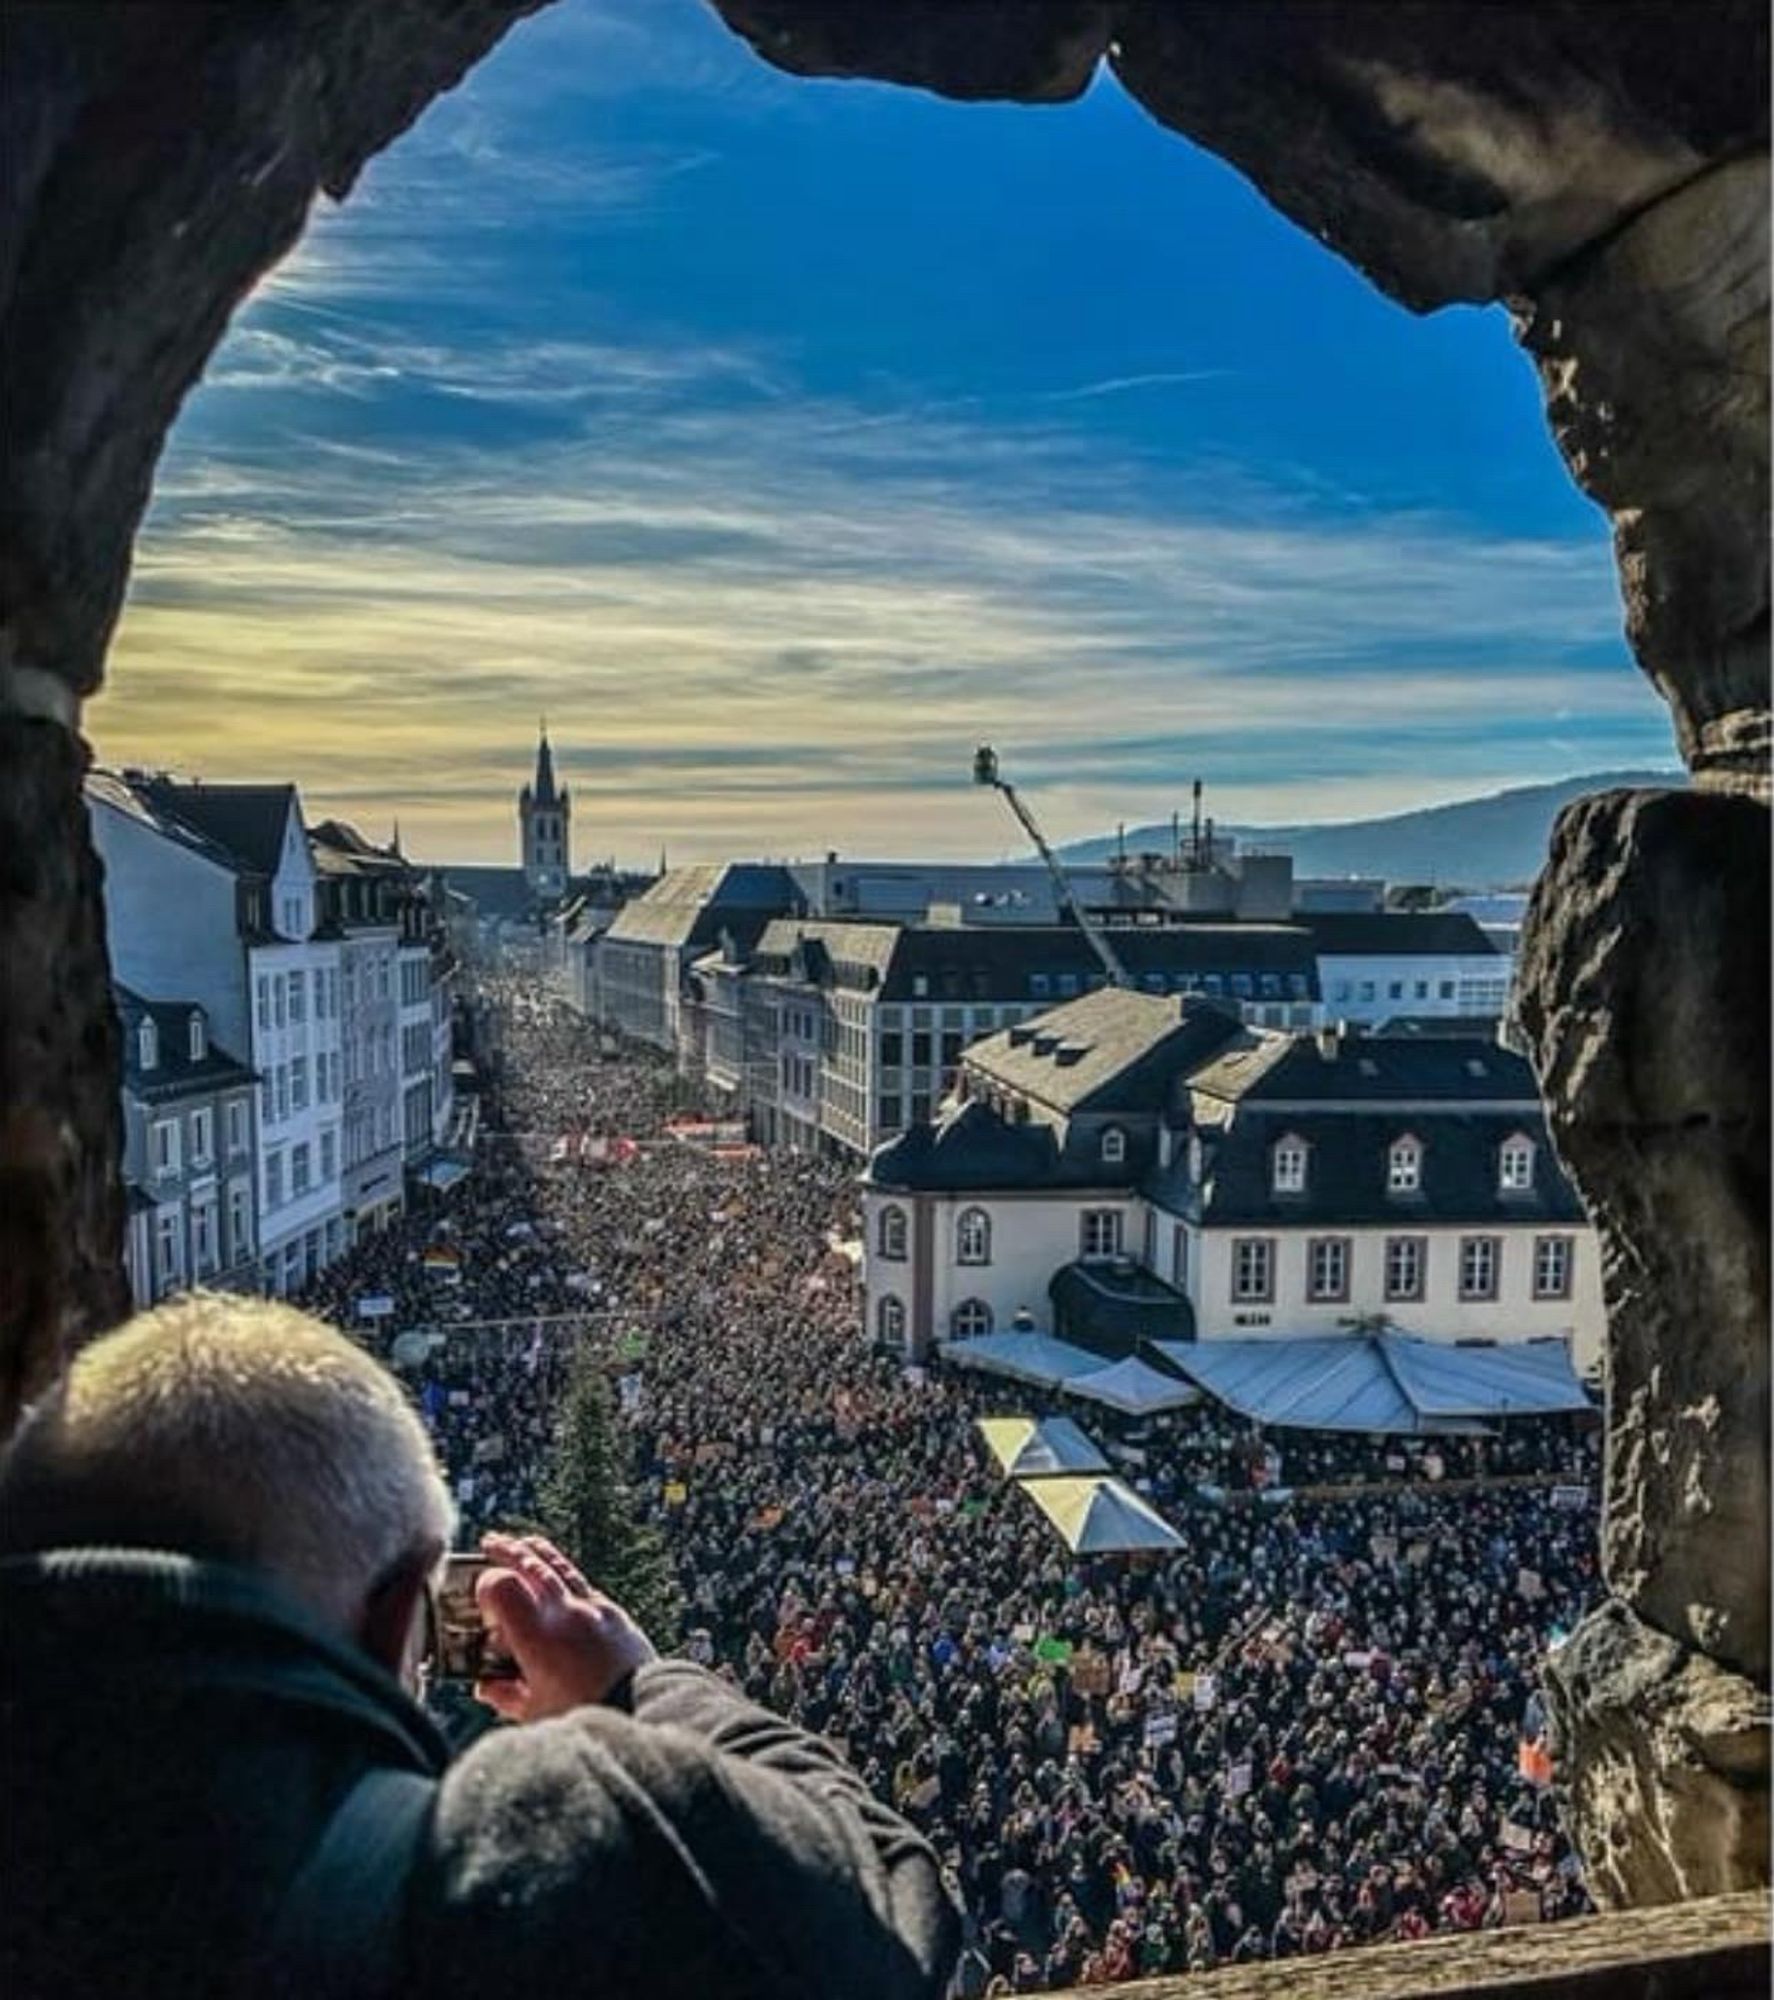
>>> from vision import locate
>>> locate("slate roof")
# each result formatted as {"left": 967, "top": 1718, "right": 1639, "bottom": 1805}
{"left": 136, "top": 780, "right": 297, "bottom": 878}
{"left": 752, "top": 920, "right": 902, "bottom": 990}
{"left": 868, "top": 1097, "right": 1070, "bottom": 1191}
{"left": 964, "top": 989, "right": 1244, "bottom": 1115}
{"left": 1184, "top": 1031, "right": 1540, "bottom": 1109}
{"left": 1299, "top": 911, "right": 1498, "bottom": 958}
{"left": 601, "top": 864, "right": 797, "bottom": 950}
{"left": 1049, "top": 1260, "right": 1196, "bottom": 1349}
{"left": 1151, "top": 1106, "right": 1582, "bottom": 1228}
{"left": 882, "top": 921, "right": 1318, "bottom": 1005}
{"left": 116, "top": 986, "right": 255, "bottom": 1100}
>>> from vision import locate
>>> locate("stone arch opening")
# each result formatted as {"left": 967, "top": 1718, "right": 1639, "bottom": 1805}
{"left": 1, "top": 0, "right": 1766, "bottom": 1914}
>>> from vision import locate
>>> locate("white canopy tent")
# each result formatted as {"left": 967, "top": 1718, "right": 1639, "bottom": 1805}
{"left": 938, "top": 1330, "right": 1104, "bottom": 1388}
{"left": 1063, "top": 1354, "right": 1200, "bottom": 1416}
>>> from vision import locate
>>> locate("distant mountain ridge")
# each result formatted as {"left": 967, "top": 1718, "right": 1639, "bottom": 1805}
{"left": 1058, "top": 770, "right": 1684, "bottom": 890}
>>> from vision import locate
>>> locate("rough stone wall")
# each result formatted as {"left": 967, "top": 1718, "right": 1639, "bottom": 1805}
{"left": 0, "top": 0, "right": 1766, "bottom": 1910}
{"left": 0, "top": 0, "right": 551, "bottom": 1424}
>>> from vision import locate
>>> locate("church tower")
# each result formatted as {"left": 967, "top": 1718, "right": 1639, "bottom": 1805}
{"left": 518, "top": 723, "right": 571, "bottom": 903}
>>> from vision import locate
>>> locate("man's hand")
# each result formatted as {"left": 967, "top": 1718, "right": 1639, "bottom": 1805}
{"left": 473, "top": 1531, "right": 657, "bottom": 1722}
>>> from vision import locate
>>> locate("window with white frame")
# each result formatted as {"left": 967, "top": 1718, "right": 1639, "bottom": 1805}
{"left": 191, "top": 1198, "right": 216, "bottom": 1276}
{"left": 877, "top": 1295, "right": 907, "bottom": 1348}
{"left": 1387, "top": 1135, "right": 1423, "bottom": 1194}
{"left": 152, "top": 1119, "right": 180, "bottom": 1177}
{"left": 289, "top": 1057, "right": 308, "bottom": 1112}
{"left": 1499, "top": 1135, "right": 1536, "bottom": 1192}
{"left": 155, "top": 1206, "right": 183, "bottom": 1289}
{"left": 1232, "top": 1237, "right": 1274, "bottom": 1302}
{"left": 1384, "top": 1235, "right": 1426, "bottom": 1301}
{"left": 256, "top": 978, "right": 270, "bottom": 1032}
{"left": 877, "top": 1205, "right": 908, "bottom": 1262}
{"left": 274, "top": 1066, "right": 289, "bottom": 1121}
{"left": 1533, "top": 1234, "right": 1574, "bottom": 1300}
{"left": 138, "top": 1018, "right": 158, "bottom": 1071}
{"left": 1459, "top": 1234, "right": 1501, "bottom": 1301}
{"left": 189, "top": 1107, "right": 213, "bottom": 1167}
{"left": 265, "top": 1150, "right": 283, "bottom": 1211}
{"left": 1172, "top": 1224, "right": 1188, "bottom": 1288}
{"left": 188, "top": 1013, "right": 206, "bottom": 1062}
{"left": 291, "top": 1143, "right": 311, "bottom": 1198}
{"left": 1307, "top": 1236, "right": 1350, "bottom": 1303}
{"left": 289, "top": 972, "right": 305, "bottom": 1024}
{"left": 1271, "top": 1135, "right": 1308, "bottom": 1194}
{"left": 1079, "top": 1209, "right": 1122, "bottom": 1260}
{"left": 320, "top": 1129, "right": 337, "bottom": 1182}
{"left": 1100, "top": 1126, "right": 1126, "bottom": 1165}
{"left": 228, "top": 1180, "right": 252, "bottom": 1260}
{"left": 227, "top": 1099, "right": 249, "bottom": 1155}
{"left": 950, "top": 1298, "right": 993, "bottom": 1338}
{"left": 956, "top": 1207, "right": 991, "bottom": 1265}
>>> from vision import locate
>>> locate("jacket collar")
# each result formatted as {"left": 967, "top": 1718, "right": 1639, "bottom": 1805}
{"left": 0, "top": 1546, "right": 451, "bottom": 1773}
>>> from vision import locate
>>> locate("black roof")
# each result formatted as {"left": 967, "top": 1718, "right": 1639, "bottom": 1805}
{"left": 875, "top": 920, "right": 1318, "bottom": 1004}
{"left": 139, "top": 780, "right": 296, "bottom": 878}
{"left": 867, "top": 1097, "right": 1152, "bottom": 1194}
{"left": 965, "top": 989, "right": 1245, "bottom": 1115}
{"left": 1155, "top": 1106, "right": 1583, "bottom": 1228}
{"left": 1049, "top": 1261, "right": 1196, "bottom": 1351}
{"left": 1185, "top": 1031, "right": 1541, "bottom": 1109}
{"left": 115, "top": 987, "right": 255, "bottom": 1099}
{"left": 1298, "top": 911, "right": 1498, "bottom": 958}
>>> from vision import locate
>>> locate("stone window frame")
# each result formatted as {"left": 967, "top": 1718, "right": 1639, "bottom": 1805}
{"left": 950, "top": 1297, "right": 994, "bottom": 1339}
{"left": 1383, "top": 1234, "right": 1428, "bottom": 1302}
{"left": 1306, "top": 1234, "right": 1352, "bottom": 1303}
{"left": 877, "top": 1295, "right": 907, "bottom": 1349}
{"left": 1532, "top": 1233, "right": 1575, "bottom": 1301}
{"left": 1271, "top": 1133, "right": 1309, "bottom": 1195}
{"left": 1459, "top": 1233, "right": 1502, "bottom": 1302}
{"left": 877, "top": 1204, "right": 908, "bottom": 1262}
{"left": 1079, "top": 1208, "right": 1123, "bottom": 1261}
{"left": 1232, "top": 1236, "right": 1275, "bottom": 1304}
{"left": 956, "top": 1206, "right": 992, "bottom": 1266}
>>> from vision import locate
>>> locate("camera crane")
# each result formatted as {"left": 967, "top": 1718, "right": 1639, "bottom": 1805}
{"left": 971, "top": 744, "right": 1133, "bottom": 991}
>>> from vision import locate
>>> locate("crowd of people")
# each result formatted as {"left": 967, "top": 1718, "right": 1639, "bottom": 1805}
{"left": 297, "top": 978, "right": 1600, "bottom": 1993}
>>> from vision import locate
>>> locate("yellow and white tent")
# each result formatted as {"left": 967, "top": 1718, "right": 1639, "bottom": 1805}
{"left": 976, "top": 1415, "right": 1111, "bottom": 1481}
{"left": 1022, "top": 1475, "right": 1185, "bottom": 1554}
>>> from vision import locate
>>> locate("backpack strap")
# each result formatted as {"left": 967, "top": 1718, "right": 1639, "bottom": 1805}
{"left": 266, "top": 1766, "right": 436, "bottom": 1998}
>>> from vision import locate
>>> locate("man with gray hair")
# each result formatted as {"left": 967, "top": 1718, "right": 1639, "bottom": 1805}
{"left": 0, "top": 1295, "right": 958, "bottom": 2000}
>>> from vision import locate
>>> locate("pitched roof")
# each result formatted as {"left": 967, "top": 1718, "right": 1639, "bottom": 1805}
{"left": 868, "top": 1097, "right": 1068, "bottom": 1191}
{"left": 136, "top": 780, "right": 297, "bottom": 878}
{"left": 964, "top": 989, "right": 1244, "bottom": 1115}
{"left": 115, "top": 986, "right": 255, "bottom": 1098}
{"left": 601, "top": 864, "right": 796, "bottom": 950}
{"left": 1154, "top": 1105, "right": 1583, "bottom": 1228}
{"left": 1299, "top": 911, "right": 1499, "bottom": 958}
{"left": 1185, "top": 1031, "right": 1541, "bottom": 1110}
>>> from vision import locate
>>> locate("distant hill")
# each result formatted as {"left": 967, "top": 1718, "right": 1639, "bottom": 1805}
{"left": 1058, "top": 771, "right": 1684, "bottom": 890}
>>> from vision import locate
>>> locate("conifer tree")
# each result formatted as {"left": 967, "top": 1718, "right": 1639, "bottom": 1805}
{"left": 539, "top": 1344, "right": 682, "bottom": 1647}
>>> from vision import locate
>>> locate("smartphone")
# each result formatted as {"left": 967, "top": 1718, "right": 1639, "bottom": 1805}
{"left": 433, "top": 1553, "right": 521, "bottom": 1682}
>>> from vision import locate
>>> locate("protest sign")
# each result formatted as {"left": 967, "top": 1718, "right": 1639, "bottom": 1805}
{"left": 1193, "top": 1672, "right": 1217, "bottom": 1711}
{"left": 1143, "top": 1710, "right": 1178, "bottom": 1748}
{"left": 1069, "top": 1654, "right": 1112, "bottom": 1697}
{"left": 1517, "top": 1567, "right": 1545, "bottom": 1600}
{"left": 1551, "top": 1485, "right": 1591, "bottom": 1511}
{"left": 1225, "top": 1760, "right": 1253, "bottom": 1800}
{"left": 1035, "top": 1636, "right": 1074, "bottom": 1666}
{"left": 355, "top": 1295, "right": 395, "bottom": 1320}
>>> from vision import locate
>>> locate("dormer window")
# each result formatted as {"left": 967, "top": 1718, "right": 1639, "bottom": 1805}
{"left": 188, "top": 1012, "right": 206, "bottom": 1063}
{"left": 1388, "top": 1135, "right": 1423, "bottom": 1194}
{"left": 138, "top": 1018, "right": 158, "bottom": 1071}
{"left": 1499, "top": 1135, "right": 1536, "bottom": 1192}
{"left": 1271, "top": 1135, "right": 1308, "bottom": 1195}
{"left": 1101, "top": 1126, "right": 1126, "bottom": 1165}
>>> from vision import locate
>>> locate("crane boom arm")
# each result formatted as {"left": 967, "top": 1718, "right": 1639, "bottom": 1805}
{"left": 994, "top": 778, "right": 1132, "bottom": 990}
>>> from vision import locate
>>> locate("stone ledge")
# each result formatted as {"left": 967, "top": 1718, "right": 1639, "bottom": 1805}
{"left": 1049, "top": 1891, "right": 1768, "bottom": 2000}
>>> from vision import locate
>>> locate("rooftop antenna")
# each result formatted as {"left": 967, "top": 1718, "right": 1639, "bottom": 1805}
{"left": 1171, "top": 809, "right": 1180, "bottom": 868}
{"left": 1191, "top": 778, "right": 1204, "bottom": 868}
{"left": 971, "top": 744, "right": 1131, "bottom": 989}
{"left": 1116, "top": 821, "right": 1126, "bottom": 869}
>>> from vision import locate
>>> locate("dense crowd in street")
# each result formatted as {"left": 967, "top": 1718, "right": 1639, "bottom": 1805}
{"left": 298, "top": 978, "right": 1601, "bottom": 1992}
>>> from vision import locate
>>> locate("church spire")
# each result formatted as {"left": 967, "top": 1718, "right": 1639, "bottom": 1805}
{"left": 532, "top": 719, "right": 559, "bottom": 807}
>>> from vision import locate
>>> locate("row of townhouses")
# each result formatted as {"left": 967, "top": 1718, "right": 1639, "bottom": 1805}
{"left": 860, "top": 990, "right": 1605, "bottom": 1373}
{"left": 570, "top": 858, "right": 1512, "bottom": 1165}
{"left": 89, "top": 771, "right": 460, "bottom": 1306}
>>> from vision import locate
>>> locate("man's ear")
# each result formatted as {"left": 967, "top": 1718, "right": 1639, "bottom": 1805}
{"left": 358, "top": 1553, "right": 434, "bottom": 1682}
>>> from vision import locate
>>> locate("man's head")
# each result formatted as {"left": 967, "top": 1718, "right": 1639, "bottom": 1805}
{"left": 0, "top": 1293, "right": 454, "bottom": 1676}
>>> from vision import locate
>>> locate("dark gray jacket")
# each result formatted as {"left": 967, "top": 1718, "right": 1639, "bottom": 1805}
{"left": 0, "top": 1550, "right": 958, "bottom": 1999}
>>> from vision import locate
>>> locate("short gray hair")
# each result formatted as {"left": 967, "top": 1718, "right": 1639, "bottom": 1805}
{"left": 0, "top": 1293, "right": 454, "bottom": 1629}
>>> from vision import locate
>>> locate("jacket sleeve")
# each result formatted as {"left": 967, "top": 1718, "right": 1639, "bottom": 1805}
{"left": 417, "top": 1660, "right": 959, "bottom": 2000}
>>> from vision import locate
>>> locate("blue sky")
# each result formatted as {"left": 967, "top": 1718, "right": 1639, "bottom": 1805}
{"left": 94, "top": 0, "right": 1676, "bottom": 864}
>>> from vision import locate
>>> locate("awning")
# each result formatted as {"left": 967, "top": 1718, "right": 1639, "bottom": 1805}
{"left": 1064, "top": 1354, "right": 1201, "bottom": 1416}
{"left": 937, "top": 1330, "right": 1105, "bottom": 1387}
{"left": 978, "top": 1415, "right": 1111, "bottom": 1479}
{"left": 1152, "top": 1330, "right": 1588, "bottom": 1436}
{"left": 1049, "top": 1260, "right": 1195, "bottom": 1346}
{"left": 1023, "top": 1476, "right": 1185, "bottom": 1554}
{"left": 417, "top": 1157, "right": 471, "bottom": 1190}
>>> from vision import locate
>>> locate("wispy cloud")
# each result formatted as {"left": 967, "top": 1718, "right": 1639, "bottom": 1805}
{"left": 1038, "top": 370, "right": 1230, "bottom": 402}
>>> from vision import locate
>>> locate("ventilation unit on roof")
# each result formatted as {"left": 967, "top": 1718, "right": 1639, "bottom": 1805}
{"left": 1032, "top": 1033, "right": 1059, "bottom": 1057}
{"left": 1053, "top": 1045, "right": 1084, "bottom": 1067}
{"left": 1007, "top": 1025, "right": 1033, "bottom": 1047}
{"left": 1466, "top": 1057, "right": 1488, "bottom": 1077}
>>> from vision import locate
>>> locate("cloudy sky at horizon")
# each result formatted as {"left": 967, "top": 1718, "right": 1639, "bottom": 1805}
{"left": 92, "top": 0, "right": 1677, "bottom": 867}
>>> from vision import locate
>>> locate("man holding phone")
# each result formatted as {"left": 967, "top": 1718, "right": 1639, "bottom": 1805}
{"left": 0, "top": 1295, "right": 958, "bottom": 1999}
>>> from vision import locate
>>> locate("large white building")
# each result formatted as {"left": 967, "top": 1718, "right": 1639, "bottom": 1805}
{"left": 862, "top": 990, "right": 1602, "bottom": 1372}
{"left": 91, "top": 773, "right": 348, "bottom": 1294}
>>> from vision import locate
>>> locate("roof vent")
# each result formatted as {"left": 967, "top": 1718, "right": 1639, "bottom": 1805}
{"left": 1465, "top": 1057, "right": 1487, "bottom": 1077}
{"left": 1007, "top": 1025, "right": 1034, "bottom": 1047}
{"left": 1053, "top": 1044, "right": 1084, "bottom": 1067}
{"left": 1031, "top": 1033, "right": 1059, "bottom": 1057}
